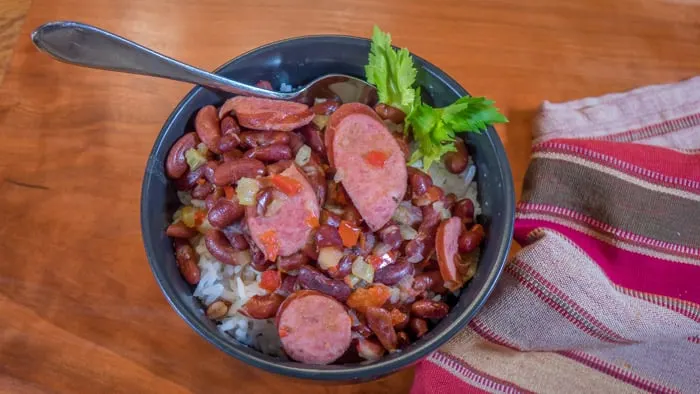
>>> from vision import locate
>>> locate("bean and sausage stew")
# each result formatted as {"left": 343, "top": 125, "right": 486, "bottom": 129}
{"left": 164, "top": 81, "right": 484, "bottom": 364}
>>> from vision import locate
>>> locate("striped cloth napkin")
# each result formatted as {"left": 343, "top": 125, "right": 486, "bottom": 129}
{"left": 411, "top": 77, "right": 700, "bottom": 394}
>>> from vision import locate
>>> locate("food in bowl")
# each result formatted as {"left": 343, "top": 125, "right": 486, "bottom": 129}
{"left": 163, "top": 27, "right": 506, "bottom": 365}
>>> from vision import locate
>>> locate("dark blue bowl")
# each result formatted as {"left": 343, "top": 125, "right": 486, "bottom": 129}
{"left": 141, "top": 35, "right": 514, "bottom": 381}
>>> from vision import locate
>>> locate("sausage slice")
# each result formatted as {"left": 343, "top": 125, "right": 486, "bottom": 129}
{"left": 218, "top": 96, "right": 314, "bottom": 132}
{"left": 328, "top": 103, "right": 407, "bottom": 231}
{"left": 436, "top": 217, "right": 463, "bottom": 290}
{"left": 276, "top": 290, "right": 352, "bottom": 365}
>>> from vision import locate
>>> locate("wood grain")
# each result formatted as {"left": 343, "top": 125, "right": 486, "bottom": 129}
{"left": 1, "top": 0, "right": 699, "bottom": 393}
{"left": 0, "top": 0, "right": 31, "bottom": 85}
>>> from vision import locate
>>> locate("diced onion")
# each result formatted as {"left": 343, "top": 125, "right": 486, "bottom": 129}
{"left": 232, "top": 250, "right": 252, "bottom": 266}
{"left": 196, "top": 142, "right": 209, "bottom": 155}
{"left": 265, "top": 197, "right": 285, "bottom": 217}
{"left": 295, "top": 144, "right": 312, "bottom": 167}
{"left": 345, "top": 274, "right": 361, "bottom": 289}
{"left": 191, "top": 199, "right": 207, "bottom": 209}
{"left": 177, "top": 191, "right": 192, "bottom": 206}
{"left": 324, "top": 204, "right": 345, "bottom": 215}
{"left": 318, "top": 247, "right": 343, "bottom": 270}
{"left": 172, "top": 207, "right": 183, "bottom": 223}
{"left": 371, "top": 242, "right": 393, "bottom": 257}
{"left": 236, "top": 178, "right": 259, "bottom": 206}
{"left": 333, "top": 168, "right": 344, "bottom": 183}
{"left": 197, "top": 218, "right": 214, "bottom": 234}
{"left": 351, "top": 257, "right": 374, "bottom": 283}
{"left": 399, "top": 225, "right": 418, "bottom": 240}
{"left": 312, "top": 115, "right": 329, "bottom": 130}
{"left": 391, "top": 201, "right": 423, "bottom": 226}
{"left": 433, "top": 201, "right": 451, "bottom": 220}
{"left": 180, "top": 206, "right": 197, "bottom": 227}
{"left": 389, "top": 287, "right": 401, "bottom": 304}
{"left": 185, "top": 147, "right": 207, "bottom": 171}
{"left": 406, "top": 253, "right": 423, "bottom": 264}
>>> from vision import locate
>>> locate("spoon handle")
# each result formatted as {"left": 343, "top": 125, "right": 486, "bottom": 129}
{"left": 31, "top": 21, "right": 287, "bottom": 98}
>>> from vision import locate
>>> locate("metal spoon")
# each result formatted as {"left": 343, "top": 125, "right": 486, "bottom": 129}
{"left": 31, "top": 21, "right": 377, "bottom": 105}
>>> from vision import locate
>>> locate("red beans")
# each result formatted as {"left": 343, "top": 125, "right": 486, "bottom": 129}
{"left": 166, "top": 222, "right": 198, "bottom": 238}
{"left": 458, "top": 224, "right": 485, "bottom": 253}
{"left": 208, "top": 198, "right": 245, "bottom": 228}
{"left": 255, "top": 187, "right": 275, "bottom": 217}
{"left": 299, "top": 124, "right": 326, "bottom": 156}
{"left": 404, "top": 232, "right": 433, "bottom": 264}
{"left": 452, "top": 198, "right": 475, "bottom": 225}
{"left": 315, "top": 225, "right": 343, "bottom": 248}
{"left": 443, "top": 139, "right": 469, "bottom": 174}
{"left": 379, "top": 223, "right": 402, "bottom": 250}
{"left": 240, "top": 131, "right": 290, "bottom": 149}
{"left": 195, "top": 105, "right": 223, "bottom": 154}
{"left": 325, "top": 254, "right": 353, "bottom": 279}
{"left": 410, "top": 300, "right": 450, "bottom": 319}
{"left": 218, "top": 134, "right": 241, "bottom": 152}
{"left": 205, "top": 187, "right": 224, "bottom": 210}
{"left": 374, "top": 103, "right": 406, "bottom": 123}
{"left": 301, "top": 154, "right": 327, "bottom": 205}
{"left": 212, "top": 158, "right": 265, "bottom": 186}
{"left": 205, "top": 230, "right": 246, "bottom": 265}
{"left": 408, "top": 318, "right": 429, "bottom": 339}
{"left": 365, "top": 307, "right": 398, "bottom": 351}
{"left": 297, "top": 266, "right": 352, "bottom": 302}
{"left": 356, "top": 337, "right": 385, "bottom": 360}
{"left": 174, "top": 240, "right": 200, "bottom": 285}
{"left": 277, "top": 252, "right": 309, "bottom": 272}
{"left": 374, "top": 259, "right": 415, "bottom": 286}
{"left": 224, "top": 232, "right": 249, "bottom": 250}
{"left": 243, "top": 144, "right": 293, "bottom": 162}
{"left": 284, "top": 130, "right": 305, "bottom": 154}
{"left": 220, "top": 115, "right": 241, "bottom": 135}
{"left": 412, "top": 270, "right": 446, "bottom": 293}
{"left": 392, "top": 132, "right": 411, "bottom": 160}
{"left": 240, "top": 294, "right": 284, "bottom": 319}
{"left": 166, "top": 132, "right": 200, "bottom": 179}
{"left": 396, "top": 331, "right": 411, "bottom": 349}
{"left": 408, "top": 168, "right": 432, "bottom": 196}
{"left": 355, "top": 231, "right": 376, "bottom": 256}
{"left": 311, "top": 99, "right": 340, "bottom": 115}
{"left": 191, "top": 182, "right": 213, "bottom": 199}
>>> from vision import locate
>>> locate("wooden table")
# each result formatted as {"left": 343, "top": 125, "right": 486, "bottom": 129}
{"left": 1, "top": 0, "right": 698, "bottom": 392}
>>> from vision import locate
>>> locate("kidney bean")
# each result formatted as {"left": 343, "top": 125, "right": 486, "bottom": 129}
{"left": 206, "top": 300, "right": 229, "bottom": 320}
{"left": 311, "top": 99, "right": 340, "bottom": 116}
{"left": 390, "top": 308, "right": 410, "bottom": 330}
{"left": 404, "top": 232, "right": 434, "bottom": 264}
{"left": 315, "top": 225, "right": 343, "bottom": 248}
{"left": 356, "top": 337, "right": 385, "bottom": 360}
{"left": 194, "top": 105, "right": 222, "bottom": 154}
{"left": 191, "top": 182, "right": 213, "bottom": 199}
{"left": 248, "top": 240, "right": 270, "bottom": 270}
{"left": 277, "top": 252, "right": 309, "bottom": 272}
{"left": 420, "top": 204, "right": 442, "bottom": 232}
{"left": 266, "top": 160, "right": 293, "bottom": 175}
{"left": 301, "top": 238, "right": 319, "bottom": 261}
{"left": 208, "top": 198, "right": 245, "bottom": 229}
{"left": 411, "top": 300, "right": 450, "bottom": 319}
{"left": 444, "top": 139, "right": 469, "bottom": 174}
{"left": 255, "top": 187, "right": 274, "bottom": 217}
{"left": 443, "top": 193, "right": 457, "bottom": 212}
{"left": 297, "top": 266, "right": 352, "bottom": 302}
{"left": 205, "top": 188, "right": 224, "bottom": 210}
{"left": 202, "top": 161, "right": 218, "bottom": 184}
{"left": 240, "top": 294, "right": 284, "bottom": 319}
{"left": 379, "top": 223, "right": 403, "bottom": 250}
{"left": 222, "top": 149, "right": 244, "bottom": 162}
{"left": 221, "top": 228, "right": 249, "bottom": 250}
{"left": 408, "top": 318, "right": 429, "bottom": 339}
{"left": 298, "top": 123, "right": 325, "bottom": 154}
{"left": 365, "top": 307, "right": 398, "bottom": 351}
{"left": 374, "top": 259, "right": 415, "bottom": 286}
{"left": 166, "top": 222, "right": 198, "bottom": 239}
{"left": 374, "top": 103, "right": 406, "bottom": 123}
{"left": 458, "top": 224, "right": 485, "bottom": 253}
{"left": 284, "top": 130, "right": 304, "bottom": 154}
{"left": 220, "top": 115, "right": 241, "bottom": 135}
{"left": 278, "top": 274, "right": 299, "bottom": 296}
{"left": 218, "top": 134, "right": 241, "bottom": 152}
{"left": 173, "top": 165, "right": 205, "bottom": 191}
{"left": 240, "top": 131, "right": 290, "bottom": 149}
{"left": 255, "top": 80, "right": 273, "bottom": 90}
{"left": 452, "top": 198, "right": 475, "bottom": 225}
{"left": 213, "top": 158, "right": 265, "bottom": 186}
{"left": 320, "top": 209, "right": 342, "bottom": 228}
{"left": 406, "top": 167, "right": 432, "bottom": 195}
{"left": 326, "top": 254, "right": 353, "bottom": 280}
{"left": 205, "top": 230, "right": 244, "bottom": 265}
{"left": 166, "top": 132, "right": 200, "bottom": 179}
{"left": 244, "top": 144, "right": 293, "bottom": 162}
{"left": 174, "top": 240, "right": 200, "bottom": 285}
{"left": 356, "top": 231, "right": 376, "bottom": 256}
{"left": 413, "top": 186, "right": 444, "bottom": 207}
{"left": 396, "top": 332, "right": 411, "bottom": 349}
{"left": 412, "top": 270, "right": 446, "bottom": 293}
{"left": 392, "top": 132, "right": 410, "bottom": 160}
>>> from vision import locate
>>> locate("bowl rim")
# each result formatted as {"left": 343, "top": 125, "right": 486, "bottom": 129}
{"left": 141, "top": 34, "right": 514, "bottom": 380}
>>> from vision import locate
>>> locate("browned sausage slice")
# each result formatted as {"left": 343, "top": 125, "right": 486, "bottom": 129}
{"left": 246, "top": 164, "right": 320, "bottom": 260}
{"left": 218, "top": 96, "right": 314, "bottom": 132}
{"left": 436, "top": 217, "right": 463, "bottom": 291}
{"left": 328, "top": 103, "right": 407, "bottom": 231}
{"left": 276, "top": 290, "right": 352, "bottom": 365}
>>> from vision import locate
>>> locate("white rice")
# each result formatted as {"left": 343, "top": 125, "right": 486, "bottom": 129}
{"left": 190, "top": 147, "right": 480, "bottom": 357}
